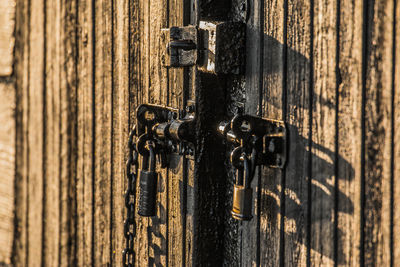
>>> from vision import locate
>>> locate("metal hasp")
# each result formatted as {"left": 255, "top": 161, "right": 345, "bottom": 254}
{"left": 161, "top": 21, "right": 245, "bottom": 74}
{"left": 218, "top": 114, "right": 287, "bottom": 169}
{"left": 134, "top": 103, "right": 195, "bottom": 218}
{"left": 136, "top": 103, "right": 196, "bottom": 158}
{"left": 218, "top": 114, "right": 286, "bottom": 221}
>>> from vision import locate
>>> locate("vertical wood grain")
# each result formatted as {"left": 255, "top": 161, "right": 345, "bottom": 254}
{"left": 43, "top": 0, "right": 61, "bottom": 265}
{"left": 134, "top": 0, "right": 149, "bottom": 265}
{"left": 337, "top": 0, "right": 363, "bottom": 265}
{"left": 111, "top": 0, "right": 130, "bottom": 264}
{"left": 0, "top": 81, "right": 15, "bottom": 265}
{"left": 259, "top": 0, "right": 284, "bottom": 265}
{"left": 241, "top": 0, "right": 262, "bottom": 265}
{"left": 284, "top": 0, "right": 311, "bottom": 265}
{"left": 394, "top": 0, "right": 400, "bottom": 264}
{"left": 76, "top": 0, "right": 94, "bottom": 264}
{"left": 10, "top": 0, "right": 400, "bottom": 266}
{"left": 12, "top": 0, "right": 30, "bottom": 265}
{"left": 58, "top": 0, "right": 79, "bottom": 265}
{"left": 168, "top": 0, "right": 186, "bottom": 266}
{"left": 0, "top": 0, "right": 15, "bottom": 76}
{"left": 93, "top": 0, "right": 113, "bottom": 265}
{"left": 310, "top": 0, "right": 337, "bottom": 266}
{"left": 363, "top": 0, "right": 394, "bottom": 265}
{"left": 128, "top": 0, "right": 145, "bottom": 264}
{"left": 185, "top": 159, "right": 195, "bottom": 267}
{"left": 27, "top": 0, "right": 45, "bottom": 264}
{"left": 148, "top": 0, "right": 168, "bottom": 265}
{"left": 185, "top": 4, "right": 198, "bottom": 266}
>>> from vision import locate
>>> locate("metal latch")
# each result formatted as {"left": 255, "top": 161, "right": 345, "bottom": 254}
{"left": 136, "top": 103, "right": 196, "bottom": 161}
{"left": 218, "top": 114, "right": 287, "bottom": 169}
{"left": 218, "top": 114, "right": 286, "bottom": 221}
{"left": 161, "top": 21, "right": 245, "bottom": 74}
{"left": 132, "top": 103, "right": 195, "bottom": 220}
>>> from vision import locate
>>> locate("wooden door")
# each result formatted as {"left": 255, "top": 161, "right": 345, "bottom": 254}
{"left": 5, "top": 0, "right": 400, "bottom": 266}
{"left": 225, "top": 0, "right": 400, "bottom": 266}
{"left": 10, "top": 0, "right": 227, "bottom": 266}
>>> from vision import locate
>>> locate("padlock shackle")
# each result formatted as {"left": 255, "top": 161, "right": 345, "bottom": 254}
{"left": 148, "top": 142, "right": 156, "bottom": 172}
{"left": 235, "top": 168, "right": 243, "bottom": 185}
{"left": 141, "top": 153, "right": 149, "bottom": 171}
{"left": 241, "top": 154, "right": 250, "bottom": 188}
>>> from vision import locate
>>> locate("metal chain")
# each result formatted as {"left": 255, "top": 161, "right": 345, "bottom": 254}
{"left": 123, "top": 127, "right": 138, "bottom": 267}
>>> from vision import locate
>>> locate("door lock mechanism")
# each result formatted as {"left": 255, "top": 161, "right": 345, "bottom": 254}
{"left": 133, "top": 103, "right": 196, "bottom": 218}
{"left": 218, "top": 114, "right": 287, "bottom": 220}
{"left": 161, "top": 21, "right": 245, "bottom": 74}
{"left": 136, "top": 103, "right": 196, "bottom": 159}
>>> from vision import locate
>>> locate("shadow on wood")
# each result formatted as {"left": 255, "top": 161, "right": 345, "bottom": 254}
{"left": 258, "top": 35, "right": 355, "bottom": 264}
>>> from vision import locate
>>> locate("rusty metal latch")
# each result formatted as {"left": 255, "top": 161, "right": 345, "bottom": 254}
{"left": 161, "top": 21, "right": 245, "bottom": 74}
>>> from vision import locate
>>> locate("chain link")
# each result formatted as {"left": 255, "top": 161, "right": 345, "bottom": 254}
{"left": 123, "top": 126, "right": 138, "bottom": 267}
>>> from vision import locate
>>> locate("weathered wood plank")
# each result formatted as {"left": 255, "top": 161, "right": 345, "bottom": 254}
{"left": 0, "top": 81, "right": 15, "bottom": 265}
{"left": 363, "top": 0, "right": 394, "bottom": 265}
{"left": 0, "top": 0, "right": 15, "bottom": 76}
{"left": 148, "top": 0, "right": 168, "bottom": 265}
{"left": 168, "top": 0, "right": 186, "bottom": 266}
{"left": 12, "top": 0, "right": 30, "bottom": 265}
{"left": 259, "top": 0, "right": 284, "bottom": 265}
{"left": 284, "top": 0, "right": 311, "bottom": 265}
{"left": 185, "top": 158, "right": 195, "bottom": 266}
{"left": 128, "top": 0, "right": 144, "bottom": 263}
{"left": 394, "top": 1, "right": 400, "bottom": 264}
{"left": 241, "top": 0, "right": 262, "bottom": 265}
{"left": 27, "top": 0, "right": 45, "bottom": 264}
{"left": 310, "top": 0, "right": 337, "bottom": 265}
{"left": 337, "top": 0, "right": 363, "bottom": 265}
{"left": 93, "top": 0, "right": 113, "bottom": 265}
{"left": 43, "top": 0, "right": 61, "bottom": 265}
{"left": 58, "top": 0, "right": 78, "bottom": 265}
{"left": 134, "top": 0, "right": 150, "bottom": 264}
{"left": 76, "top": 0, "right": 94, "bottom": 264}
{"left": 185, "top": 2, "right": 198, "bottom": 266}
{"left": 167, "top": 154, "right": 185, "bottom": 266}
{"left": 111, "top": 0, "right": 130, "bottom": 264}
{"left": 168, "top": 0, "right": 184, "bottom": 109}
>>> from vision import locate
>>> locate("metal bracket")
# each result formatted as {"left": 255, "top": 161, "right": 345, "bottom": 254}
{"left": 136, "top": 103, "right": 196, "bottom": 160}
{"left": 161, "top": 26, "right": 198, "bottom": 67}
{"left": 161, "top": 21, "right": 245, "bottom": 74}
{"left": 218, "top": 114, "right": 287, "bottom": 168}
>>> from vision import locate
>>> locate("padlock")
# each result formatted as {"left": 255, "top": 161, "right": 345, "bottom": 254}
{"left": 231, "top": 154, "right": 253, "bottom": 221}
{"left": 138, "top": 142, "right": 158, "bottom": 217}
